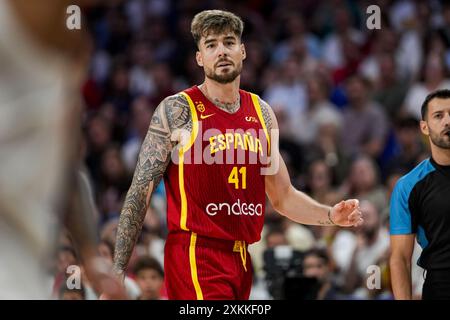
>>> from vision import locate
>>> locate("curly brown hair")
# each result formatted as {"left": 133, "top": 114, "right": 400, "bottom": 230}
{"left": 191, "top": 10, "right": 244, "bottom": 47}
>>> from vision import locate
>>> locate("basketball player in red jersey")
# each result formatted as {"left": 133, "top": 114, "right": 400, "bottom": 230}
{"left": 113, "top": 10, "right": 363, "bottom": 300}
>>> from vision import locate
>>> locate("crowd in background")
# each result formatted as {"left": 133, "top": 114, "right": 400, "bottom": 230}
{"left": 53, "top": 0, "right": 450, "bottom": 299}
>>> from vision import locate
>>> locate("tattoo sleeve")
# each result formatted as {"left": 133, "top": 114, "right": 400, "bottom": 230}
{"left": 258, "top": 97, "right": 274, "bottom": 132}
{"left": 113, "top": 94, "right": 191, "bottom": 274}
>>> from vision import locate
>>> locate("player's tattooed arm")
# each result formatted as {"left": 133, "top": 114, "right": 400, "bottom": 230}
{"left": 113, "top": 94, "right": 191, "bottom": 275}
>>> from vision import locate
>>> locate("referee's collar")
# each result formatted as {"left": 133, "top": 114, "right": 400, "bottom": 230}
{"left": 430, "top": 157, "right": 450, "bottom": 177}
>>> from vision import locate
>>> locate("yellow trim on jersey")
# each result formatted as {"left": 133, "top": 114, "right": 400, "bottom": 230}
{"left": 178, "top": 152, "right": 188, "bottom": 231}
{"left": 250, "top": 93, "right": 271, "bottom": 155}
{"left": 179, "top": 92, "right": 199, "bottom": 153}
{"left": 189, "top": 232, "right": 204, "bottom": 300}
{"left": 178, "top": 91, "right": 199, "bottom": 231}
{"left": 233, "top": 240, "right": 248, "bottom": 272}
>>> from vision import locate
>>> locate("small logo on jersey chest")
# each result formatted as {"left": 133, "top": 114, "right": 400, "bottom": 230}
{"left": 245, "top": 116, "right": 258, "bottom": 123}
{"left": 200, "top": 113, "right": 215, "bottom": 119}
{"left": 196, "top": 100, "right": 215, "bottom": 119}
{"left": 195, "top": 101, "right": 205, "bottom": 113}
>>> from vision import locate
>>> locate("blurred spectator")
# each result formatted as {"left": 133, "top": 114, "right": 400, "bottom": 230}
{"left": 305, "top": 112, "right": 350, "bottom": 185}
{"left": 85, "top": 113, "right": 113, "bottom": 182}
{"left": 59, "top": 284, "right": 86, "bottom": 300}
{"left": 272, "top": 12, "right": 321, "bottom": 64}
{"left": 128, "top": 40, "right": 155, "bottom": 97}
{"left": 263, "top": 57, "right": 307, "bottom": 134}
{"left": 390, "top": 0, "right": 423, "bottom": 80}
{"left": 144, "top": 16, "right": 176, "bottom": 63}
{"left": 423, "top": 29, "right": 450, "bottom": 71}
{"left": 97, "top": 144, "right": 131, "bottom": 223}
{"left": 359, "top": 28, "right": 400, "bottom": 84}
{"left": 148, "top": 63, "right": 177, "bottom": 106}
{"left": 100, "top": 145, "right": 130, "bottom": 190}
{"left": 340, "top": 75, "right": 388, "bottom": 159}
{"left": 52, "top": 246, "right": 79, "bottom": 299}
{"left": 133, "top": 256, "right": 166, "bottom": 300}
{"left": 321, "top": 7, "right": 365, "bottom": 71}
{"left": 302, "top": 248, "right": 341, "bottom": 300}
{"left": 98, "top": 239, "right": 115, "bottom": 262}
{"left": 332, "top": 33, "right": 364, "bottom": 85}
{"left": 333, "top": 200, "right": 390, "bottom": 297}
{"left": 103, "top": 7, "right": 132, "bottom": 56}
{"left": 304, "top": 159, "right": 342, "bottom": 245}
{"left": 292, "top": 74, "right": 342, "bottom": 146}
{"left": 94, "top": 231, "right": 141, "bottom": 300}
{"left": 122, "top": 96, "right": 154, "bottom": 173}
{"left": 403, "top": 53, "right": 450, "bottom": 120}
{"left": 104, "top": 61, "right": 133, "bottom": 117}
{"left": 341, "top": 155, "right": 388, "bottom": 213}
{"left": 371, "top": 53, "right": 410, "bottom": 120}
{"left": 385, "top": 117, "right": 427, "bottom": 175}
{"left": 305, "top": 159, "right": 338, "bottom": 205}
{"left": 136, "top": 217, "right": 165, "bottom": 268}
{"left": 240, "top": 39, "right": 268, "bottom": 94}
{"left": 265, "top": 226, "right": 289, "bottom": 249}
{"left": 389, "top": 0, "right": 417, "bottom": 33}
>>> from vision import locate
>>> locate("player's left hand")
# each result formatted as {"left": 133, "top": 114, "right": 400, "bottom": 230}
{"left": 330, "top": 199, "right": 363, "bottom": 227}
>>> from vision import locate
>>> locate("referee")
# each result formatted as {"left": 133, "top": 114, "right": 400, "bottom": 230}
{"left": 390, "top": 89, "right": 450, "bottom": 299}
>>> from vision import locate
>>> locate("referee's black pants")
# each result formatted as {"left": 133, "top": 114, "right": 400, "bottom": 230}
{"left": 422, "top": 269, "right": 450, "bottom": 300}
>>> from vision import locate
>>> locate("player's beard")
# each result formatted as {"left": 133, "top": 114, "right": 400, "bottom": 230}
{"left": 429, "top": 126, "right": 450, "bottom": 149}
{"left": 205, "top": 61, "right": 242, "bottom": 84}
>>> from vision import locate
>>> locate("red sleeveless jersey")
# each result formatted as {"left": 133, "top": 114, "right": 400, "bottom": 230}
{"left": 164, "top": 86, "right": 270, "bottom": 244}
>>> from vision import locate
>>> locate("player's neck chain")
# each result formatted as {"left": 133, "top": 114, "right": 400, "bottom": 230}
{"left": 198, "top": 84, "right": 241, "bottom": 114}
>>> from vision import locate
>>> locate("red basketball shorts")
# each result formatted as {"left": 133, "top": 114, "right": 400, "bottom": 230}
{"left": 164, "top": 231, "right": 253, "bottom": 300}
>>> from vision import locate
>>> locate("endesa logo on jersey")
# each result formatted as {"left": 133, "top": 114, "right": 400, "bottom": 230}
{"left": 206, "top": 199, "right": 263, "bottom": 217}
